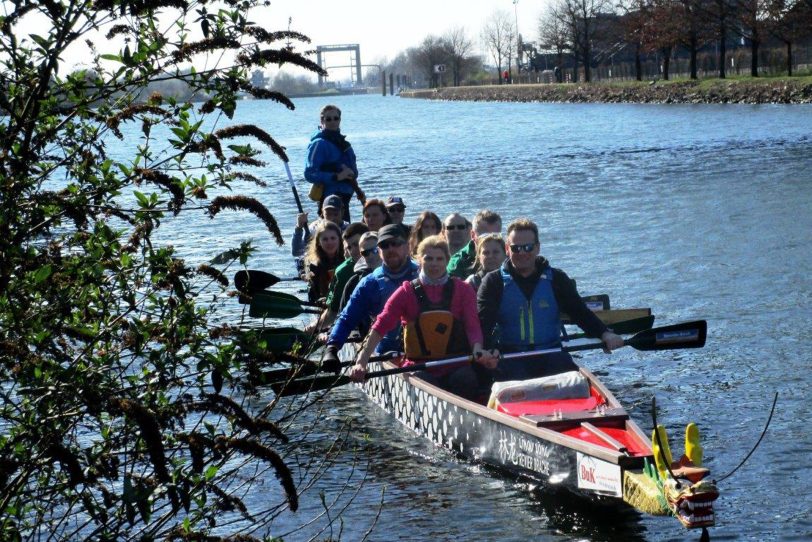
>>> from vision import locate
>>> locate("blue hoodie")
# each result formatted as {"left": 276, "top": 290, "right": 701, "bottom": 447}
{"left": 328, "top": 260, "right": 419, "bottom": 353}
{"left": 304, "top": 129, "right": 358, "bottom": 197}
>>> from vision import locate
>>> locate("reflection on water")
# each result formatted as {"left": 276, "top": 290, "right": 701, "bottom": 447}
{"left": 138, "top": 95, "right": 812, "bottom": 541}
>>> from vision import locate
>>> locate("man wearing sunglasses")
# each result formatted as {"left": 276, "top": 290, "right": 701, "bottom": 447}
{"left": 304, "top": 104, "right": 358, "bottom": 221}
{"left": 322, "top": 224, "right": 418, "bottom": 371}
{"left": 447, "top": 209, "right": 502, "bottom": 279}
{"left": 442, "top": 213, "right": 472, "bottom": 256}
{"left": 477, "top": 218, "right": 623, "bottom": 382}
{"left": 338, "top": 231, "right": 383, "bottom": 312}
{"left": 385, "top": 196, "right": 410, "bottom": 231}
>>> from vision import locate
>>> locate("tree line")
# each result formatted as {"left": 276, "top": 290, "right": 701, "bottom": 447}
{"left": 539, "top": 0, "right": 812, "bottom": 82}
{"left": 367, "top": 1, "right": 812, "bottom": 88}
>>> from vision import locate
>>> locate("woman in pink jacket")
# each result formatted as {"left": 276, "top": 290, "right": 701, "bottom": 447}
{"left": 350, "top": 235, "right": 497, "bottom": 401}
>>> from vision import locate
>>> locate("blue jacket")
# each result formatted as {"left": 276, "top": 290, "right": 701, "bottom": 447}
{"left": 328, "top": 260, "right": 419, "bottom": 353}
{"left": 304, "top": 129, "right": 358, "bottom": 197}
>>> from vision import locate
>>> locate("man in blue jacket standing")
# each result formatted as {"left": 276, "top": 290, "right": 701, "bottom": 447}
{"left": 322, "top": 224, "right": 417, "bottom": 370}
{"left": 305, "top": 104, "right": 358, "bottom": 222}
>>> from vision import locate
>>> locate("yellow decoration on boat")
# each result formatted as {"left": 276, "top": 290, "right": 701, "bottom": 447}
{"left": 652, "top": 425, "right": 673, "bottom": 480}
{"left": 685, "top": 422, "right": 703, "bottom": 467}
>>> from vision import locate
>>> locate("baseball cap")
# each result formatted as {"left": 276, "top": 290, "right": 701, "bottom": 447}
{"left": 376, "top": 224, "right": 408, "bottom": 245}
{"left": 323, "top": 194, "right": 343, "bottom": 209}
{"left": 385, "top": 196, "right": 405, "bottom": 209}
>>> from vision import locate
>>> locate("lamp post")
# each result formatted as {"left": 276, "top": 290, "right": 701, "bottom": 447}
{"left": 513, "top": 0, "right": 519, "bottom": 83}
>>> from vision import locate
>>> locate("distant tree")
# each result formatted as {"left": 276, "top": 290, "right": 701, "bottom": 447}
{"left": 409, "top": 35, "right": 450, "bottom": 87}
{"left": 733, "top": 0, "right": 771, "bottom": 76}
{"left": 0, "top": 1, "right": 355, "bottom": 540}
{"left": 443, "top": 27, "right": 476, "bottom": 86}
{"left": 705, "top": 0, "right": 737, "bottom": 78}
{"left": 618, "top": 0, "right": 655, "bottom": 81}
{"left": 555, "top": 0, "right": 612, "bottom": 83}
{"left": 767, "top": 0, "right": 812, "bottom": 75}
{"left": 482, "top": 10, "right": 516, "bottom": 83}
{"left": 270, "top": 71, "right": 321, "bottom": 95}
{"left": 675, "top": 0, "right": 713, "bottom": 79}
{"left": 538, "top": 2, "right": 572, "bottom": 80}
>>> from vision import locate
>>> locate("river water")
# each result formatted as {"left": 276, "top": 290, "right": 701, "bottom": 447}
{"left": 153, "top": 95, "right": 811, "bottom": 540}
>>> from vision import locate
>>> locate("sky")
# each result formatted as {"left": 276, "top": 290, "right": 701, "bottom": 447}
{"left": 9, "top": 0, "right": 549, "bottom": 81}
{"left": 255, "top": 0, "right": 548, "bottom": 79}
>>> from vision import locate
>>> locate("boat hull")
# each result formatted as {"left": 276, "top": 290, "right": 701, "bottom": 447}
{"left": 356, "top": 355, "right": 647, "bottom": 502}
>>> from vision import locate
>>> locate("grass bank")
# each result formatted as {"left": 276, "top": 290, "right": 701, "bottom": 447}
{"left": 400, "top": 76, "right": 812, "bottom": 104}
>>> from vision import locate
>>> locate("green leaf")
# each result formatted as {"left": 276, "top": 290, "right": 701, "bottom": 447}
{"left": 204, "top": 465, "right": 218, "bottom": 481}
{"left": 32, "top": 265, "right": 52, "bottom": 284}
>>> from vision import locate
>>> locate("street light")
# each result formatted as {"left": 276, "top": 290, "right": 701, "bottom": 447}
{"left": 513, "top": 0, "right": 519, "bottom": 83}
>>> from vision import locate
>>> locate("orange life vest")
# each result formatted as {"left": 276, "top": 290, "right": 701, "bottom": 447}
{"left": 403, "top": 279, "right": 469, "bottom": 360}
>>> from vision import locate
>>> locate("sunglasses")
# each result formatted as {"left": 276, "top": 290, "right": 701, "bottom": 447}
{"left": 388, "top": 206, "right": 405, "bottom": 212}
{"left": 509, "top": 242, "right": 537, "bottom": 253}
{"left": 444, "top": 224, "right": 468, "bottom": 231}
{"left": 361, "top": 246, "right": 378, "bottom": 257}
{"left": 379, "top": 240, "right": 405, "bottom": 250}
{"left": 322, "top": 116, "right": 340, "bottom": 122}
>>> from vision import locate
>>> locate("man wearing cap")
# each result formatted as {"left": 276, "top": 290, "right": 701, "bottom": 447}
{"left": 447, "top": 209, "right": 502, "bottom": 279}
{"left": 385, "top": 197, "right": 409, "bottom": 231}
{"left": 322, "top": 224, "right": 417, "bottom": 369}
{"left": 291, "top": 194, "right": 349, "bottom": 274}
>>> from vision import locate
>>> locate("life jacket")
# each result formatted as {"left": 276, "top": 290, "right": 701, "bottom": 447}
{"left": 403, "top": 279, "right": 469, "bottom": 360}
{"left": 496, "top": 266, "right": 561, "bottom": 351}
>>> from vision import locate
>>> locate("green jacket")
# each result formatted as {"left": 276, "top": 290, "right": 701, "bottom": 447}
{"left": 326, "top": 257, "right": 356, "bottom": 312}
{"left": 447, "top": 240, "right": 476, "bottom": 279}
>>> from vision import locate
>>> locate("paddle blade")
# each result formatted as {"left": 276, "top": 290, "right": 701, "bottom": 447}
{"left": 582, "top": 294, "right": 610, "bottom": 311}
{"left": 608, "top": 315, "right": 655, "bottom": 335}
{"left": 627, "top": 320, "right": 707, "bottom": 351}
{"left": 235, "top": 270, "right": 280, "bottom": 294}
{"left": 271, "top": 374, "right": 352, "bottom": 397}
{"left": 238, "top": 326, "right": 315, "bottom": 353}
{"left": 249, "top": 292, "right": 319, "bottom": 318}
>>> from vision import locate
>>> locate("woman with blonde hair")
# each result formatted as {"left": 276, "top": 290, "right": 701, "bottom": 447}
{"left": 305, "top": 221, "right": 344, "bottom": 304}
{"left": 465, "top": 233, "right": 507, "bottom": 293}
{"left": 349, "top": 234, "right": 497, "bottom": 401}
{"left": 408, "top": 211, "right": 442, "bottom": 255}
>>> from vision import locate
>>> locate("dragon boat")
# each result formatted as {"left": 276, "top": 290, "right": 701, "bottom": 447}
{"left": 335, "top": 343, "right": 719, "bottom": 533}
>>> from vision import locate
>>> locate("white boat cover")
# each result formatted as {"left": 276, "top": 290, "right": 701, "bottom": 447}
{"left": 488, "top": 371, "right": 590, "bottom": 409}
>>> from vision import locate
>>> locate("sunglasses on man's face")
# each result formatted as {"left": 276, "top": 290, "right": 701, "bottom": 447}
{"left": 509, "top": 242, "right": 537, "bottom": 253}
{"left": 322, "top": 116, "right": 340, "bottom": 122}
{"left": 444, "top": 223, "right": 468, "bottom": 231}
{"left": 378, "top": 240, "right": 405, "bottom": 250}
{"left": 361, "top": 246, "right": 378, "bottom": 257}
{"left": 388, "top": 206, "right": 405, "bottom": 213}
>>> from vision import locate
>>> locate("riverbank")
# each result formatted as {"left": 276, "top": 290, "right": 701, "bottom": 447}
{"left": 400, "top": 77, "right": 812, "bottom": 104}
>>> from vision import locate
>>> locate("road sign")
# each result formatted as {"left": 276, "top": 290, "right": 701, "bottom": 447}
{"left": 434, "top": 64, "right": 446, "bottom": 73}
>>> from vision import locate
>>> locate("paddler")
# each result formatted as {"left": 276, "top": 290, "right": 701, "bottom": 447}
{"left": 477, "top": 218, "right": 624, "bottom": 381}
{"left": 349, "top": 235, "right": 498, "bottom": 400}
{"left": 447, "top": 209, "right": 502, "bottom": 279}
{"left": 291, "top": 194, "right": 348, "bottom": 276}
{"left": 321, "top": 224, "right": 418, "bottom": 370}
{"left": 304, "top": 105, "right": 358, "bottom": 222}
{"left": 303, "top": 221, "right": 344, "bottom": 304}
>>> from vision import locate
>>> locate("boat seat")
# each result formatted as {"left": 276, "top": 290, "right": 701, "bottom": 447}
{"left": 519, "top": 406, "right": 630, "bottom": 427}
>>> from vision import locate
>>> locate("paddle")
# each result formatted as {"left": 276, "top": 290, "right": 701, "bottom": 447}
{"left": 271, "top": 320, "right": 707, "bottom": 396}
{"left": 257, "top": 351, "right": 402, "bottom": 384}
{"left": 249, "top": 291, "right": 323, "bottom": 318}
{"left": 564, "top": 315, "right": 655, "bottom": 341}
{"left": 561, "top": 307, "right": 651, "bottom": 326}
{"left": 237, "top": 325, "right": 363, "bottom": 353}
{"left": 582, "top": 294, "right": 610, "bottom": 311}
{"left": 284, "top": 160, "right": 305, "bottom": 214}
{"left": 238, "top": 326, "right": 321, "bottom": 353}
{"left": 234, "top": 270, "right": 300, "bottom": 293}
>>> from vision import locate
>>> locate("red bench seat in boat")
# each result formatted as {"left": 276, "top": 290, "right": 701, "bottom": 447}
{"left": 496, "top": 386, "right": 605, "bottom": 417}
{"left": 561, "top": 425, "right": 651, "bottom": 456}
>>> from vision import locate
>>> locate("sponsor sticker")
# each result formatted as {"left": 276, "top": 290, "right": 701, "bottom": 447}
{"left": 655, "top": 329, "right": 698, "bottom": 344}
{"left": 576, "top": 453, "right": 622, "bottom": 497}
